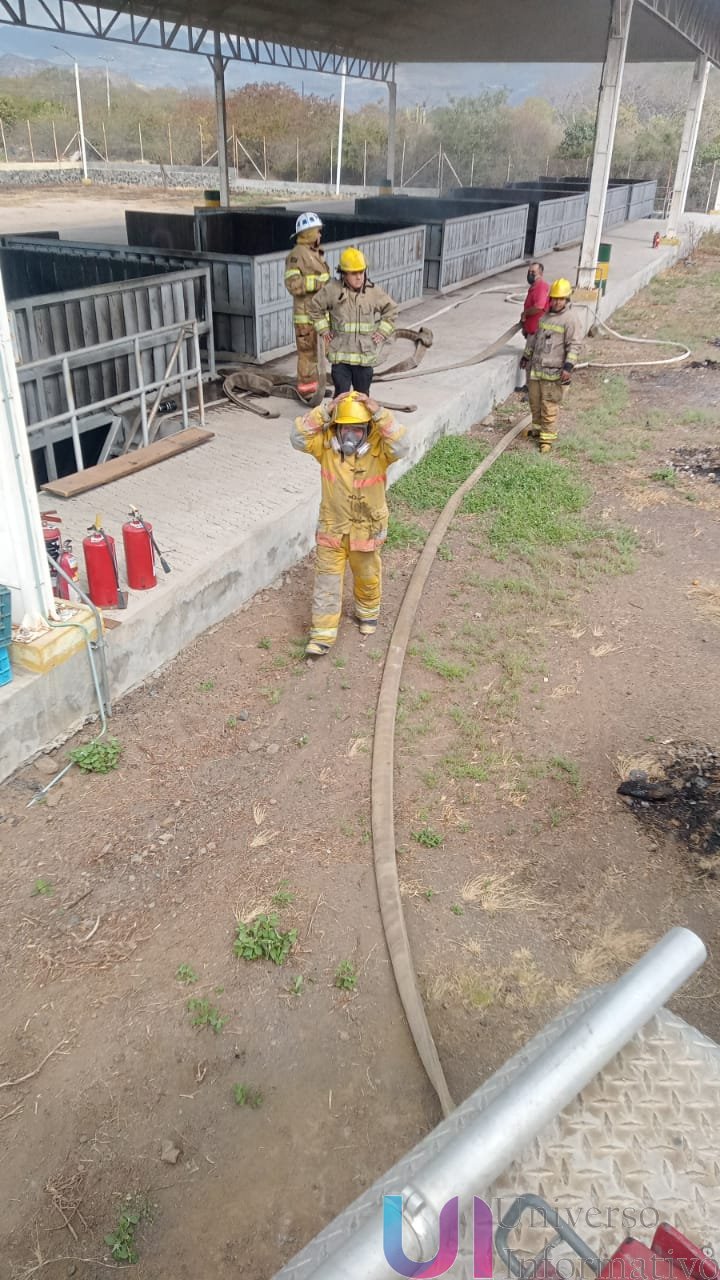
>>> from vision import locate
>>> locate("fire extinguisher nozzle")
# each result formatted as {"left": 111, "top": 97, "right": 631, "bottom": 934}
{"left": 160, "top": 557, "right": 171, "bottom": 575}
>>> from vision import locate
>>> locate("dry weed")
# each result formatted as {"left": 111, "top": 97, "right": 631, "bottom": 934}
{"left": 614, "top": 752, "right": 664, "bottom": 781}
{"left": 591, "top": 642, "right": 623, "bottom": 658}
{"left": 233, "top": 892, "right": 273, "bottom": 924}
{"left": 248, "top": 829, "right": 279, "bottom": 849}
{"left": 252, "top": 803, "right": 266, "bottom": 826}
{"left": 461, "top": 873, "right": 547, "bottom": 913}
{"left": 688, "top": 582, "right": 720, "bottom": 621}
{"left": 571, "top": 924, "right": 650, "bottom": 988}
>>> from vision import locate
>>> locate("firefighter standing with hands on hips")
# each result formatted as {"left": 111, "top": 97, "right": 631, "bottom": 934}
{"left": 284, "top": 212, "right": 330, "bottom": 400}
{"left": 308, "top": 247, "right": 397, "bottom": 396}
{"left": 519, "top": 277, "right": 583, "bottom": 453}
{"left": 291, "top": 390, "right": 409, "bottom": 657}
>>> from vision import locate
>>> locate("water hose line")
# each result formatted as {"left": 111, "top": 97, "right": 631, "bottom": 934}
{"left": 372, "top": 410, "right": 531, "bottom": 1117}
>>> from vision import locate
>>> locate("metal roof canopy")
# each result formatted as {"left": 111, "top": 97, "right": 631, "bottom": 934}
{"left": 1, "top": 0, "right": 717, "bottom": 80}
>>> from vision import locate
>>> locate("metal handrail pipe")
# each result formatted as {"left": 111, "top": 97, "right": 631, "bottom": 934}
{"left": 291, "top": 927, "right": 706, "bottom": 1280}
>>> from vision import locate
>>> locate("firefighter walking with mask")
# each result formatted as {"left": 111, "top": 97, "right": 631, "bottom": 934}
{"left": 290, "top": 390, "right": 409, "bottom": 657}
{"left": 308, "top": 247, "right": 398, "bottom": 396}
{"left": 519, "top": 277, "right": 583, "bottom": 453}
{"left": 284, "top": 212, "right": 331, "bottom": 399}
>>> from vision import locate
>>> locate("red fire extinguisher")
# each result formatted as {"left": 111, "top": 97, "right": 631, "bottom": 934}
{"left": 57, "top": 539, "right": 79, "bottom": 601}
{"left": 41, "top": 511, "right": 63, "bottom": 596}
{"left": 83, "top": 517, "right": 126, "bottom": 610}
{"left": 122, "top": 506, "right": 171, "bottom": 590}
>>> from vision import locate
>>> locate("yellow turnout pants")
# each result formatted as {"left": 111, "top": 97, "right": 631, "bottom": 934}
{"left": 528, "top": 378, "right": 564, "bottom": 444}
{"left": 311, "top": 535, "right": 382, "bottom": 646}
{"left": 295, "top": 324, "right": 320, "bottom": 394}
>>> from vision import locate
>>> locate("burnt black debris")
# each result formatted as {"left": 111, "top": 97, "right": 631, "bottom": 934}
{"left": 670, "top": 446, "right": 720, "bottom": 480}
{"left": 618, "top": 744, "right": 720, "bottom": 875}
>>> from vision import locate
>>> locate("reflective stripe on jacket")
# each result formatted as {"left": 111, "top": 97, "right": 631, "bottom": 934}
{"left": 308, "top": 279, "right": 398, "bottom": 367}
{"left": 523, "top": 305, "right": 583, "bottom": 381}
{"left": 290, "top": 404, "right": 409, "bottom": 551}
{"left": 284, "top": 244, "right": 331, "bottom": 326}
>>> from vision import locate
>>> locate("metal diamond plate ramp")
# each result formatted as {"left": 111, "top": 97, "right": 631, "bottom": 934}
{"left": 273, "top": 1004, "right": 720, "bottom": 1278}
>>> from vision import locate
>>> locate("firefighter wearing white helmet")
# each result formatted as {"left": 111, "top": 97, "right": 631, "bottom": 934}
{"left": 308, "top": 246, "right": 398, "bottom": 396}
{"left": 284, "top": 212, "right": 330, "bottom": 399}
{"left": 290, "top": 390, "right": 409, "bottom": 656}
{"left": 519, "top": 277, "right": 583, "bottom": 452}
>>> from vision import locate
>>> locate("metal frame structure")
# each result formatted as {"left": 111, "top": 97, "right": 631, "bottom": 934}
{"left": 0, "top": 0, "right": 395, "bottom": 80}
{"left": 9, "top": 265, "right": 215, "bottom": 477}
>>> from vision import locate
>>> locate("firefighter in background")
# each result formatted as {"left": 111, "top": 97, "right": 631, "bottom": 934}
{"left": 519, "top": 277, "right": 583, "bottom": 453}
{"left": 308, "top": 247, "right": 397, "bottom": 396}
{"left": 290, "top": 390, "right": 409, "bottom": 657}
{"left": 284, "top": 212, "right": 330, "bottom": 399}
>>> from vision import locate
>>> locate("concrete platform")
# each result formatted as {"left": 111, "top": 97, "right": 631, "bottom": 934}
{"left": 0, "top": 215, "right": 707, "bottom": 782}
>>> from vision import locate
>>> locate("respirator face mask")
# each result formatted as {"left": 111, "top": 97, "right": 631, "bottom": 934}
{"left": 334, "top": 424, "right": 369, "bottom": 457}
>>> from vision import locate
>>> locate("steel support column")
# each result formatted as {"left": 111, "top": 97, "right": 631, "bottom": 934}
{"left": 667, "top": 54, "right": 709, "bottom": 236}
{"left": 0, "top": 272, "right": 53, "bottom": 623}
{"left": 576, "top": 0, "right": 634, "bottom": 289}
{"left": 212, "top": 33, "right": 230, "bottom": 207}
{"left": 386, "top": 78, "right": 397, "bottom": 187}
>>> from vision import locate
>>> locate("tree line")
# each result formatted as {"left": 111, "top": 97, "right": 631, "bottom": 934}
{"left": 1, "top": 64, "right": 719, "bottom": 207}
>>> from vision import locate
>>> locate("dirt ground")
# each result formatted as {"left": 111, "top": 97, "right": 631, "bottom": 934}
{"left": 2, "top": 243, "right": 720, "bottom": 1279}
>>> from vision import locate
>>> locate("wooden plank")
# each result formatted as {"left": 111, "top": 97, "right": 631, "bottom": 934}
{"left": 41, "top": 427, "right": 215, "bottom": 499}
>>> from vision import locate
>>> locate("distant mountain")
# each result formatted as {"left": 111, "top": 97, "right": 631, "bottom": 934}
{"left": 0, "top": 24, "right": 590, "bottom": 105}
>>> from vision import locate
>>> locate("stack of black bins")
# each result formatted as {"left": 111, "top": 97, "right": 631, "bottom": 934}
{"left": 353, "top": 195, "right": 529, "bottom": 291}
{"left": 448, "top": 186, "right": 589, "bottom": 256}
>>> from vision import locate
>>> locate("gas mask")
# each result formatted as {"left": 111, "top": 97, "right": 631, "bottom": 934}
{"left": 333, "top": 424, "right": 370, "bottom": 457}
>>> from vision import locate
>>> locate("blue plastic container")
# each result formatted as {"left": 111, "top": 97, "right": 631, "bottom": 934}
{"left": 0, "top": 585, "right": 10, "bottom": 647}
{"left": 0, "top": 645, "right": 12, "bottom": 687}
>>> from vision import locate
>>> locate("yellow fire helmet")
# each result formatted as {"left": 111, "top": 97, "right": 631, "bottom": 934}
{"left": 549, "top": 277, "right": 573, "bottom": 299}
{"left": 338, "top": 246, "right": 367, "bottom": 274}
{"left": 333, "top": 391, "right": 373, "bottom": 425}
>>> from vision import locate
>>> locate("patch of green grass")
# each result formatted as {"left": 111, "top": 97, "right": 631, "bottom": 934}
{"left": 175, "top": 963, "right": 198, "bottom": 985}
{"left": 678, "top": 408, "right": 714, "bottom": 425}
{"left": 462, "top": 453, "right": 592, "bottom": 554}
{"left": 226, "top": 716, "right": 238, "bottom": 729}
{"left": 437, "top": 543, "right": 453, "bottom": 562}
{"left": 548, "top": 755, "right": 582, "bottom": 792}
{"left": 443, "top": 755, "right": 490, "bottom": 782}
{"left": 199, "top": 679, "right": 215, "bottom": 693}
{"left": 187, "top": 997, "right": 227, "bottom": 1034}
{"left": 32, "top": 877, "right": 53, "bottom": 897}
{"left": 260, "top": 685, "right": 282, "bottom": 705}
{"left": 450, "top": 904, "right": 464, "bottom": 917}
{"left": 233, "top": 1083, "right": 263, "bottom": 1109}
{"left": 272, "top": 654, "right": 288, "bottom": 669}
{"left": 392, "top": 435, "right": 488, "bottom": 511}
{"left": 288, "top": 638, "right": 307, "bottom": 661}
{"left": 412, "top": 824, "right": 443, "bottom": 848}
{"left": 68, "top": 737, "right": 121, "bottom": 773}
{"left": 289, "top": 975, "right": 305, "bottom": 997}
{"left": 650, "top": 466, "right": 677, "bottom": 486}
{"left": 272, "top": 880, "right": 295, "bottom": 908}
{"left": 334, "top": 960, "right": 358, "bottom": 991}
{"left": 258, "top": 636, "right": 272, "bottom": 650}
{"left": 333, "top": 656, "right": 347, "bottom": 668}
{"left": 421, "top": 769, "right": 440, "bottom": 788}
{"left": 385, "top": 515, "right": 427, "bottom": 549}
{"left": 234, "top": 913, "right": 297, "bottom": 965}
{"left": 417, "top": 644, "right": 467, "bottom": 681}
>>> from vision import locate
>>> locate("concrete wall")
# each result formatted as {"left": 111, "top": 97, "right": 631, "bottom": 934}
{"left": 0, "top": 163, "right": 434, "bottom": 200}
